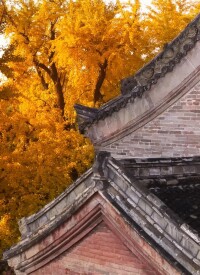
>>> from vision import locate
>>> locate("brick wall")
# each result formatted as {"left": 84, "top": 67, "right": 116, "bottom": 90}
{"left": 104, "top": 80, "right": 200, "bottom": 158}
{"left": 32, "top": 221, "right": 159, "bottom": 275}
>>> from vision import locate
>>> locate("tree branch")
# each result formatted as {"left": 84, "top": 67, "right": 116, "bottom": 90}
{"left": 50, "top": 62, "right": 65, "bottom": 116}
{"left": 93, "top": 59, "right": 108, "bottom": 105}
{"left": 33, "top": 58, "right": 52, "bottom": 76}
{"left": 35, "top": 66, "right": 49, "bottom": 90}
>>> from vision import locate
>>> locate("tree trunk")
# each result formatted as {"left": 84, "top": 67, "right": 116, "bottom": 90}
{"left": 34, "top": 58, "right": 65, "bottom": 117}
{"left": 51, "top": 62, "right": 65, "bottom": 117}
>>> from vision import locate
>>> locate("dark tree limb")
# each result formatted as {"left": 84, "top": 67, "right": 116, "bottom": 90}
{"left": 3, "top": 1, "right": 66, "bottom": 118}
{"left": 93, "top": 59, "right": 108, "bottom": 105}
{"left": 33, "top": 59, "right": 52, "bottom": 76}
{"left": 50, "top": 62, "right": 65, "bottom": 116}
{"left": 35, "top": 66, "right": 49, "bottom": 90}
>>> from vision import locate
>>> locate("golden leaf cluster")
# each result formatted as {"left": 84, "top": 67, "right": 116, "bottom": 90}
{"left": 0, "top": 0, "right": 199, "bottom": 258}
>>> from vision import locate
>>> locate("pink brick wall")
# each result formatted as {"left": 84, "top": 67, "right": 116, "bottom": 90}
{"left": 104, "top": 81, "right": 200, "bottom": 158}
{"left": 32, "top": 221, "right": 159, "bottom": 275}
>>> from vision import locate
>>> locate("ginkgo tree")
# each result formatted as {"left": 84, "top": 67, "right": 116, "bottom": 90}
{"left": 142, "top": 0, "right": 200, "bottom": 60}
{"left": 2, "top": 0, "right": 149, "bottom": 119}
{"left": 0, "top": 0, "right": 95, "bottom": 255}
{"left": 0, "top": 85, "right": 94, "bottom": 254}
{"left": 0, "top": 0, "right": 199, "bottom": 260}
{"left": 1, "top": 0, "right": 68, "bottom": 116}
{"left": 54, "top": 0, "right": 146, "bottom": 110}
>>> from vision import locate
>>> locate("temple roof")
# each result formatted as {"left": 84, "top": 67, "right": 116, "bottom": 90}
{"left": 75, "top": 13, "right": 200, "bottom": 133}
{"left": 120, "top": 156, "right": 200, "bottom": 234}
{"left": 151, "top": 182, "right": 200, "bottom": 233}
{"left": 4, "top": 154, "right": 200, "bottom": 274}
{"left": 4, "top": 13, "right": 200, "bottom": 275}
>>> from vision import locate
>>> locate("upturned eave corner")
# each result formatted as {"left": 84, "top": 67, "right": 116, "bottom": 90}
{"left": 121, "top": 13, "right": 200, "bottom": 96}
{"left": 74, "top": 103, "right": 98, "bottom": 134}
{"left": 74, "top": 13, "right": 200, "bottom": 137}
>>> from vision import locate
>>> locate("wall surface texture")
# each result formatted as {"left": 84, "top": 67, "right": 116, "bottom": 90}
{"left": 103, "top": 80, "right": 200, "bottom": 158}
{"left": 32, "top": 221, "right": 159, "bottom": 275}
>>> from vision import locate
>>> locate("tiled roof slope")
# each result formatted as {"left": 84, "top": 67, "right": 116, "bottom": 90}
{"left": 4, "top": 153, "right": 200, "bottom": 274}
{"left": 75, "top": 13, "right": 200, "bottom": 133}
{"left": 120, "top": 156, "right": 200, "bottom": 234}
{"left": 151, "top": 182, "right": 200, "bottom": 233}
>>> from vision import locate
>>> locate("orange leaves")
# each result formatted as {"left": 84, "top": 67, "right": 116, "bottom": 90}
{"left": 53, "top": 0, "right": 147, "bottom": 109}
{"left": 1, "top": 0, "right": 200, "bottom": 259}
{"left": 0, "top": 96, "right": 94, "bottom": 254}
{"left": 0, "top": 214, "right": 16, "bottom": 254}
{"left": 144, "top": 0, "right": 200, "bottom": 60}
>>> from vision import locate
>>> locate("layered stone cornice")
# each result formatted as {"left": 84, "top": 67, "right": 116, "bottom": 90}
{"left": 121, "top": 14, "right": 200, "bottom": 95}
{"left": 4, "top": 155, "right": 200, "bottom": 274}
{"left": 75, "top": 13, "right": 200, "bottom": 144}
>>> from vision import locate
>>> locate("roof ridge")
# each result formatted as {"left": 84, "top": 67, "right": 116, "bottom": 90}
{"left": 121, "top": 13, "right": 200, "bottom": 94}
{"left": 76, "top": 13, "right": 200, "bottom": 133}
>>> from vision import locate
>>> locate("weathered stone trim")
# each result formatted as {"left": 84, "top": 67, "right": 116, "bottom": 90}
{"left": 16, "top": 205, "right": 103, "bottom": 274}
{"left": 3, "top": 181, "right": 97, "bottom": 260}
{"left": 101, "top": 191, "right": 185, "bottom": 275}
{"left": 119, "top": 156, "right": 200, "bottom": 181}
{"left": 75, "top": 13, "right": 200, "bottom": 133}
{"left": 121, "top": 14, "right": 200, "bottom": 95}
{"left": 106, "top": 158, "right": 200, "bottom": 274}
{"left": 18, "top": 168, "right": 93, "bottom": 238}
{"left": 97, "top": 65, "right": 200, "bottom": 147}
{"left": 9, "top": 193, "right": 181, "bottom": 275}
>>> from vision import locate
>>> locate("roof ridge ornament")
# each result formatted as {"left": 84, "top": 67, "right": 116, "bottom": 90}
{"left": 121, "top": 14, "right": 200, "bottom": 95}
{"left": 92, "top": 151, "right": 111, "bottom": 178}
{"left": 75, "top": 13, "right": 200, "bottom": 133}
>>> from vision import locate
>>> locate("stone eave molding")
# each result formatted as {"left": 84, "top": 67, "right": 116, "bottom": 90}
{"left": 13, "top": 204, "right": 104, "bottom": 274}
{"left": 5, "top": 192, "right": 180, "bottom": 275}
{"left": 120, "top": 13, "right": 200, "bottom": 95}
{"left": 7, "top": 194, "right": 177, "bottom": 275}
{"left": 104, "top": 158, "right": 200, "bottom": 274}
{"left": 85, "top": 49, "right": 200, "bottom": 145}
{"left": 97, "top": 65, "right": 200, "bottom": 147}
{"left": 18, "top": 167, "right": 93, "bottom": 239}
{"left": 75, "top": 13, "right": 200, "bottom": 141}
{"left": 4, "top": 154, "right": 200, "bottom": 274}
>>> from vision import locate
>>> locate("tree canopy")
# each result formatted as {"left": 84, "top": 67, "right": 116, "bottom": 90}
{"left": 0, "top": 0, "right": 199, "bottom": 258}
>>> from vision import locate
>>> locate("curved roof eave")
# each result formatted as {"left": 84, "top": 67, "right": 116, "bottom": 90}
{"left": 75, "top": 13, "right": 200, "bottom": 133}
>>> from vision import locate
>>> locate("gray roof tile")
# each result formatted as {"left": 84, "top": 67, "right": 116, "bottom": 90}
{"left": 75, "top": 13, "right": 200, "bottom": 133}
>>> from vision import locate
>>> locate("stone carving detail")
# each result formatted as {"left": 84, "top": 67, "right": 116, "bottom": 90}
{"left": 121, "top": 15, "right": 200, "bottom": 95}
{"left": 75, "top": 14, "right": 200, "bottom": 132}
{"left": 93, "top": 151, "right": 110, "bottom": 177}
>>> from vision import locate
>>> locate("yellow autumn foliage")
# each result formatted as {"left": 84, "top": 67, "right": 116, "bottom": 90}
{"left": 0, "top": 0, "right": 199, "bottom": 260}
{"left": 0, "top": 82, "right": 94, "bottom": 256}
{"left": 143, "top": 0, "right": 200, "bottom": 60}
